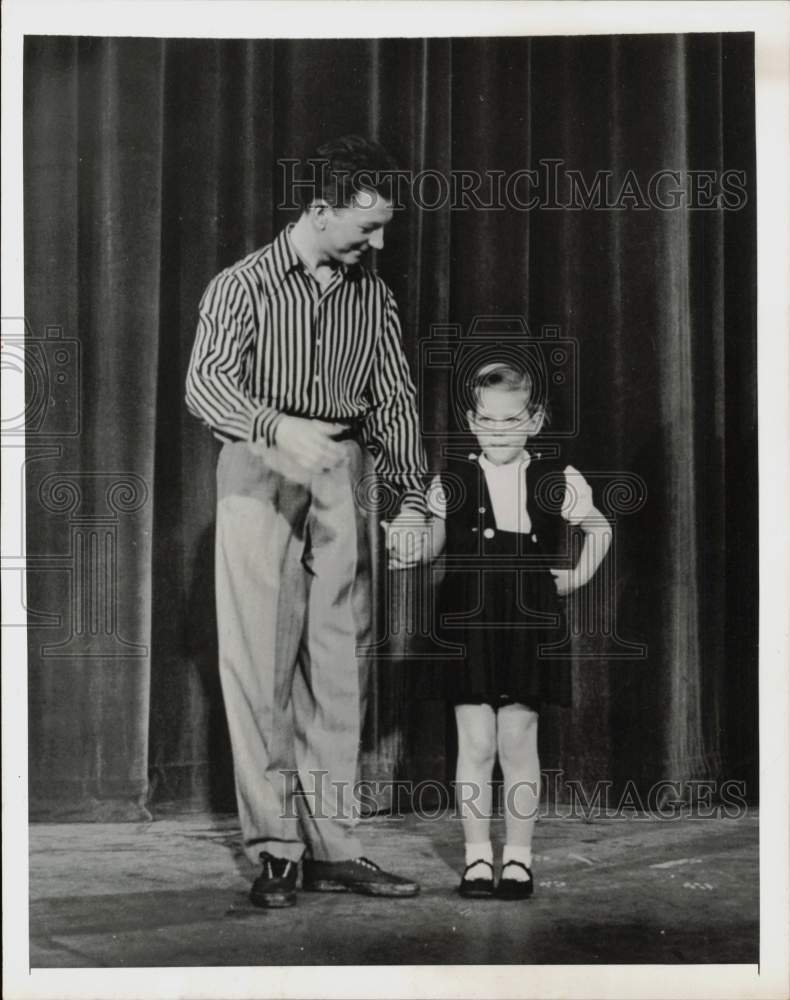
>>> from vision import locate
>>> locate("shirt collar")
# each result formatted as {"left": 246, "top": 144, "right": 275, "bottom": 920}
{"left": 478, "top": 449, "right": 531, "bottom": 473}
{"left": 265, "top": 224, "right": 302, "bottom": 288}
{"left": 268, "top": 223, "right": 350, "bottom": 290}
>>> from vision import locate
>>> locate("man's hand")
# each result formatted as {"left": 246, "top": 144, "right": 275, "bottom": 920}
{"left": 270, "top": 415, "right": 349, "bottom": 472}
{"left": 381, "top": 510, "right": 432, "bottom": 569}
{"left": 550, "top": 568, "right": 578, "bottom": 597}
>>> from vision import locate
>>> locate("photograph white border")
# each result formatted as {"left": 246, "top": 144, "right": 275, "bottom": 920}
{"left": 2, "top": 3, "right": 788, "bottom": 998}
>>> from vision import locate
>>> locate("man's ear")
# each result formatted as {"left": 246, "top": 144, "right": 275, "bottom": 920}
{"left": 311, "top": 200, "right": 331, "bottom": 226}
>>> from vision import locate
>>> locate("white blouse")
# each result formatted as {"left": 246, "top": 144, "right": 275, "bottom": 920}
{"left": 428, "top": 451, "right": 594, "bottom": 533}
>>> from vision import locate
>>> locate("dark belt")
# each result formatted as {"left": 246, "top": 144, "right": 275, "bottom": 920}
{"left": 217, "top": 417, "right": 363, "bottom": 445}
{"left": 332, "top": 422, "right": 363, "bottom": 442}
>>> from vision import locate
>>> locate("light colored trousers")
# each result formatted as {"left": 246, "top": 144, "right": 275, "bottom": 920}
{"left": 215, "top": 440, "right": 372, "bottom": 865}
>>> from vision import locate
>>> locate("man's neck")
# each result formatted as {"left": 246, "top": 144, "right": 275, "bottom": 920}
{"left": 289, "top": 215, "right": 335, "bottom": 277}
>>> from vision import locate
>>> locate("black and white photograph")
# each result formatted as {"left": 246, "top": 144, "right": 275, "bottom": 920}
{"left": 2, "top": 2, "right": 788, "bottom": 999}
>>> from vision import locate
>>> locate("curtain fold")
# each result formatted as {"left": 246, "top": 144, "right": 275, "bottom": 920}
{"left": 24, "top": 33, "right": 757, "bottom": 818}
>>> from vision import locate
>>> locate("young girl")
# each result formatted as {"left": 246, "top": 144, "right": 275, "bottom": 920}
{"left": 428, "top": 361, "right": 611, "bottom": 899}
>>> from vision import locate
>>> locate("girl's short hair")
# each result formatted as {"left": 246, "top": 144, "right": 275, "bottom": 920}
{"left": 470, "top": 361, "right": 546, "bottom": 419}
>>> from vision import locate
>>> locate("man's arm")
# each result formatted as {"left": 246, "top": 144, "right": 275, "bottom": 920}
{"left": 185, "top": 269, "right": 283, "bottom": 445}
{"left": 364, "top": 290, "right": 432, "bottom": 566}
{"left": 187, "top": 269, "right": 350, "bottom": 472}
{"left": 363, "top": 290, "right": 428, "bottom": 515}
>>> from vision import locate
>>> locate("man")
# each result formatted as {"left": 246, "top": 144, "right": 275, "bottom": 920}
{"left": 186, "top": 135, "right": 428, "bottom": 907}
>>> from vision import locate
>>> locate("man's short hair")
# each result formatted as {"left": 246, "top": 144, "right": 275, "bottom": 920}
{"left": 297, "top": 134, "right": 398, "bottom": 211}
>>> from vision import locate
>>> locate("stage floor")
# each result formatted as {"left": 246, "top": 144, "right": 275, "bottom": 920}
{"left": 29, "top": 808, "right": 758, "bottom": 967}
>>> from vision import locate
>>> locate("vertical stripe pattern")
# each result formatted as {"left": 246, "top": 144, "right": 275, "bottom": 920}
{"left": 186, "top": 226, "right": 427, "bottom": 506}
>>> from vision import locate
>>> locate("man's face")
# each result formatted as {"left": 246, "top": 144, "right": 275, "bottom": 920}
{"left": 317, "top": 189, "right": 394, "bottom": 266}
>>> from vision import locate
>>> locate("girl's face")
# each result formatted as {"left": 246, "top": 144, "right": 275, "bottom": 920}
{"left": 467, "top": 386, "right": 544, "bottom": 465}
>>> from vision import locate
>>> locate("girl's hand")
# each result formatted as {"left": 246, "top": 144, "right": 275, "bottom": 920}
{"left": 550, "top": 568, "right": 577, "bottom": 596}
{"left": 381, "top": 513, "right": 432, "bottom": 569}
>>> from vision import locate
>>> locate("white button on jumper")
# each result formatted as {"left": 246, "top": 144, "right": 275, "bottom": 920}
{"left": 483, "top": 528, "right": 495, "bottom": 539}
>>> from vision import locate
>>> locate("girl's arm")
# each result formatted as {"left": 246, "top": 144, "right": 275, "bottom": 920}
{"left": 426, "top": 514, "right": 448, "bottom": 587}
{"left": 423, "top": 473, "right": 447, "bottom": 561}
{"left": 428, "top": 514, "right": 447, "bottom": 561}
{"left": 551, "top": 506, "right": 612, "bottom": 596}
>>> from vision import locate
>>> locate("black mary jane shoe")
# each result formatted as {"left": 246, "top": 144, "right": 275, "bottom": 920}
{"left": 459, "top": 859, "right": 495, "bottom": 898}
{"left": 494, "top": 860, "right": 534, "bottom": 900}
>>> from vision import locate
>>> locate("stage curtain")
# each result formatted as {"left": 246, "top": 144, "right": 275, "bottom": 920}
{"left": 23, "top": 34, "right": 757, "bottom": 819}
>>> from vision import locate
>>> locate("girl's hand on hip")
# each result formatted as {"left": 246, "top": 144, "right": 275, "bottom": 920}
{"left": 550, "top": 568, "right": 577, "bottom": 596}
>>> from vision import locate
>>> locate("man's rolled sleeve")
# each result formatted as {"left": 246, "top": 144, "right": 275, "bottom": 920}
{"left": 250, "top": 407, "right": 284, "bottom": 448}
{"left": 399, "top": 489, "right": 429, "bottom": 517}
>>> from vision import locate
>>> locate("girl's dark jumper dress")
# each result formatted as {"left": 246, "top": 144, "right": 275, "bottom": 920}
{"left": 437, "top": 450, "right": 574, "bottom": 710}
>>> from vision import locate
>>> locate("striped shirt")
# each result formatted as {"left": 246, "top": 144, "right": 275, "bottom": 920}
{"left": 185, "top": 225, "right": 427, "bottom": 510}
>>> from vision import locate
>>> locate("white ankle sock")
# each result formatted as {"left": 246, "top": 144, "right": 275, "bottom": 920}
{"left": 464, "top": 840, "right": 493, "bottom": 875}
{"left": 502, "top": 844, "right": 532, "bottom": 880}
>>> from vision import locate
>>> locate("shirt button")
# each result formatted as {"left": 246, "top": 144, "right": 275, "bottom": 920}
{"left": 483, "top": 528, "right": 495, "bottom": 539}
{"left": 531, "top": 533, "right": 538, "bottom": 543}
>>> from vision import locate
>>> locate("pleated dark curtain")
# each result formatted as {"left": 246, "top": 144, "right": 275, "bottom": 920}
{"left": 24, "top": 34, "right": 757, "bottom": 820}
